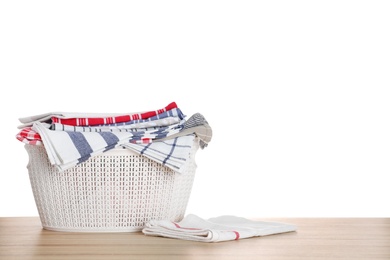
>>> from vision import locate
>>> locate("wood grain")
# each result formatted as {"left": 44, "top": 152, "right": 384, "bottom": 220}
{"left": 1, "top": 217, "right": 389, "bottom": 260}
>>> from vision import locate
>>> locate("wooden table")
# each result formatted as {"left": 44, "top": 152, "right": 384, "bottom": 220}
{"left": 0, "top": 217, "right": 389, "bottom": 260}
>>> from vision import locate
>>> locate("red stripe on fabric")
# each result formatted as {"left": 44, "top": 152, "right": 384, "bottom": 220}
{"left": 54, "top": 118, "right": 77, "bottom": 126}
{"left": 87, "top": 118, "right": 103, "bottom": 126}
{"left": 165, "top": 102, "right": 177, "bottom": 110}
{"left": 115, "top": 115, "right": 131, "bottom": 123}
{"left": 140, "top": 102, "right": 177, "bottom": 120}
{"left": 141, "top": 111, "right": 156, "bottom": 119}
{"left": 173, "top": 222, "right": 181, "bottom": 228}
{"left": 70, "top": 118, "right": 77, "bottom": 125}
{"left": 171, "top": 222, "right": 202, "bottom": 230}
{"left": 140, "top": 138, "right": 151, "bottom": 144}
{"left": 233, "top": 231, "right": 240, "bottom": 240}
{"left": 48, "top": 102, "right": 179, "bottom": 126}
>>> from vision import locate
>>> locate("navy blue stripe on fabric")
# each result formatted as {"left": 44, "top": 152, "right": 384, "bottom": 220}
{"left": 154, "top": 132, "right": 169, "bottom": 139}
{"left": 167, "top": 109, "right": 173, "bottom": 117}
{"left": 97, "top": 108, "right": 184, "bottom": 127}
{"left": 98, "top": 132, "right": 120, "bottom": 146}
{"left": 140, "top": 143, "right": 152, "bottom": 155}
{"left": 78, "top": 155, "right": 91, "bottom": 164}
{"left": 130, "top": 131, "right": 145, "bottom": 141}
{"left": 66, "top": 132, "right": 94, "bottom": 163}
{"left": 151, "top": 127, "right": 169, "bottom": 139}
{"left": 177, "top": 108, "right": 185, "bottom": 120}
{"left": 104, "top": 144, "right": 117, "bottom": 151}
{"left": 98, "top": 132, "right": 120, "bottom": 152}
{"left": 138, "top": 144, "right": 187, "bottom": 161}
{"left": 163, "top": 137, "right": 178, "bottom": 165}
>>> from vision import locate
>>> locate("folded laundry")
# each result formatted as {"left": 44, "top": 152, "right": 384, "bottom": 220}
{"left": 31, "top": 121, "right": 185, "bottom": 171}
{"left": 16, "top": 102, "right": 212, "bottom": 173}
{"left": 51, "top": 102, "right": 181, "bottom": 127}
{"left": 159, "top": 113, "right": 212, "bottom": 149}
{"left": 123, "top": 135, "right": 197, "bottom": 172}
{"left": 142, "top": 214, "right": 297, "bottom": 242}
{"left": 18, "top": 102, "right": 180, "bottom": 128}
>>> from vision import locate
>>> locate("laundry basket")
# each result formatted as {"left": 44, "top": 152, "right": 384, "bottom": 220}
{"left": 25, "top": 140, "right": 198, "bottom": 232}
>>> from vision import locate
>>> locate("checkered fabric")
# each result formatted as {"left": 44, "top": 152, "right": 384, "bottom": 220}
{"left": 16, "top": 127, "right": 43, "bottom": 145}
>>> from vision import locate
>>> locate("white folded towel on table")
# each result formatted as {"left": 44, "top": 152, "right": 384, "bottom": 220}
{"left": 142, "top": 214, "right": 296, "bottom": 242}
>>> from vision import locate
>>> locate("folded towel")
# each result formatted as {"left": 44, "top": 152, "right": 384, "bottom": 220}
{"left": 32, "top": 121, "right": 184, "bottom": 172}
{"left": 52, "top": 103, "right": 182, "bottom": 127}
{"left": 142, "top": 214, "right": 297, "bottom": 242}
{"left": 17, "top": 117, "right": 183, "bottom": 146}
{"left": 158, "top": 113, "right": 212, "bottom": 149}
{"left": 123, "top": 135, "right": 197, "bottom": 173}
{"left": 18, "top": 102, "right": 180, "bottom": 128}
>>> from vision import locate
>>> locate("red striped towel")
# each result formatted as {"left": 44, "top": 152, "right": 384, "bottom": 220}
{"left": 51, "top": 102, "right": 178, "bottom": 126}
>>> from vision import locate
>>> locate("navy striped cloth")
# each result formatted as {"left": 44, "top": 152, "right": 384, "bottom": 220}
{"left": 31, "top": 112, "right": 212, "bottom": 173}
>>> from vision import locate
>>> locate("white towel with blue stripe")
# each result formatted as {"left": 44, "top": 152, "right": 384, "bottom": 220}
{"left": 33, "top": 122, "right": 195, "bottom": 173}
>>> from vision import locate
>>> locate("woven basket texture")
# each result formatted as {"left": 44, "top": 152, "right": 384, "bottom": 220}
{"left": 25, "top": 142, "right": 198, "bottom": 232}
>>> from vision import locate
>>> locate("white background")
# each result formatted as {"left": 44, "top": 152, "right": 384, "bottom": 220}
{"left": 0, "top": 1, "right": 389, "bottom": 218}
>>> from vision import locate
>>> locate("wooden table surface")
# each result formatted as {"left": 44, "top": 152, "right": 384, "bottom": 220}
{"left": 0, "top": 217, "right": 389, "bottom": 260}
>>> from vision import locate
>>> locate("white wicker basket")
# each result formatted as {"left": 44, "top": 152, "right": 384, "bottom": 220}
{"left": 25, "top": 140, "right": 198, "bottom": 232}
